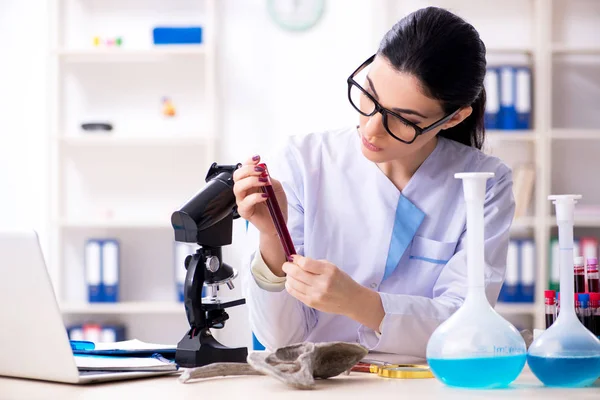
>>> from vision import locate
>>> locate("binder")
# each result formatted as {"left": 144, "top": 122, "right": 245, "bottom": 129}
{"left": 85, "top": 240, "right": 103, "bottom": 303}
{"left": 580, "top": 237, "right": 598, "bottom": 292}
{"left": 102, "top": 239, "right": 120, "bottom": 303}
{"left": 580, "top": 237, "right": 598, "bottom": 262}
{"left": 512, "top": 164, "right": 535, "bottom": 219}
{"left": 83, "top": 323, "right": 102, "bottom": 343}
{"left": 174, "top": 242, "right": 194, "bottom": 302}
{"left": 499, "top": 66, "right": 517, "bottom": 130}
{"left": 500, "top": 239, "right": 519, "bottom": 302}
{"left": 519, "top": 239, "right": 535, "bottom": 303}
{"left": 515, "top": 66, "right": 532, "bottom": 130}
{"left": 67, "top": 324, "right": 85, "bottom": 341}
{"left": 100, "top": 324, "right": 126, "bottom": 343}
{"left": 549, "top": 237, "right": 559, "bottom": 291}
{"left": 484, "top": 67, "right": 500, "bottom": 130}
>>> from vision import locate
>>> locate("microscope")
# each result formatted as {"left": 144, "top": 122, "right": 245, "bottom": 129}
{"left": 171, "top": 162, "right": 248, "bottom": 368}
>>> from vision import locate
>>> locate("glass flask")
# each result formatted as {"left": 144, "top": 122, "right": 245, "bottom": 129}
{"left": 527, "top": 195, "right": 600, "bottom": 387}
{"left": 426, "top": 172, "right": 527, "bottom": 388}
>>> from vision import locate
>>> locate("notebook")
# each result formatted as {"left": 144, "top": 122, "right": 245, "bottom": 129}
{"left": 74, "top": 354, "right": 176, "bottom": 372}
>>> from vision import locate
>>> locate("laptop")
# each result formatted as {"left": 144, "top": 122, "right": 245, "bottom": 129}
{"left": 0, "top": 229, "right": 177, "bottom": 383}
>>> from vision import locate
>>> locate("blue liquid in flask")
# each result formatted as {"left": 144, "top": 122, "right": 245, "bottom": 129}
{"left": 527, "top": 355, "right": 600, "bottom": 387}
{"left": 428, "top": 355, "right": 526, "bottom": 388}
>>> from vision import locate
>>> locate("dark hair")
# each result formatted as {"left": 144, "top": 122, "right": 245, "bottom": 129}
{"left": 378, "top": 7, "right": 486, "bottom": 149}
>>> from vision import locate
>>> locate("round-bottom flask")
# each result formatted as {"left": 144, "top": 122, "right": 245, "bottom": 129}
{"left": 426, "top": 173, "right": 526, "bottom": 388}
{"left": 527, "top": 195, "right": 600, "bottom": 387}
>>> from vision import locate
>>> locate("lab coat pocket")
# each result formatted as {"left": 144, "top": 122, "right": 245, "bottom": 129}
{"left": 409, "top": 236, "right": 457, "bottom": 266}
{"left": 405, "top": 236, "right": 458, "bottom": 295}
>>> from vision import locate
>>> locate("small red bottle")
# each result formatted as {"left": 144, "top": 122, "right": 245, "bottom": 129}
{"left": 544, "top": 290, "right": 556, "bottom": 329}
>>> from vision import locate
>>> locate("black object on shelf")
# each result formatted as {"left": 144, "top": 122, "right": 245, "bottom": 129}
{"left": 81, "top": 122, "right": 113, "bottom": 132}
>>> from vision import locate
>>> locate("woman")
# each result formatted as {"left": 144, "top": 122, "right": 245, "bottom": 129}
{"left": 233, "top": 7, "right": 514, "bottom": 359}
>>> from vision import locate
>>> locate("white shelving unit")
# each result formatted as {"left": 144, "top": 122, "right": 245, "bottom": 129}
{"left": 384, "top": 0, "right": 600, "bottom": 330}
{"left": 48, "top": 0, "right": 218, "bottom": 344}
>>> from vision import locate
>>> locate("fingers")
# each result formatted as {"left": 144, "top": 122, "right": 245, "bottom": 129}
{"left": 291, "top": 255, "right": 326, "bottom": 275}
{"left": 233, "top": 157, "right": 269, "bottom": 204}
{"left": 282, "top": 261, "right": 317, "bottom": 286}
{"left": 285, "top": 275, "right": 308, "bottom": 297}
{"left": 236, "top": 192, "right": 269, "bottom": 219}
{"left": 233, "top": 173, "right": 268, "bottom": 198}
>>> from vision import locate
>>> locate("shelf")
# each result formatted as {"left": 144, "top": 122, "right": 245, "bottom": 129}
{"left": 551, "top": 129, "right": 600, "bottom": 140}
{"left": 495, "top": 303, "right": 536, "bottom": 315}
{"left": 552, "top": 44, "right": 600, "bottom": 55}
{"left": 59, "top": 220, "right": 171, "bottom": 229}
{"left": 59, "top": 135, "right": 213, "bottom": 147}
{"left": 547, "top": 216, "right": 600, "bottom": 228}
{"left": 60, "top": 301, "right": 185, "bottom": 315}
{"left": 487, "top": 131, "right": 537, "bottom": 141}
{"left": 54, "top": 47, "right": 207, "bottom": 62}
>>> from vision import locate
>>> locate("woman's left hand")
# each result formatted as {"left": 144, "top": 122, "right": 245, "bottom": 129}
{"left": 282, "top": 254, "right": 364, "bottom": 316}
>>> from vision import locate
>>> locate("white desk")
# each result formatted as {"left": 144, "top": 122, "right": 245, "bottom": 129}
{"left": 1, "top": 367, "right": 598, "bottom": 400}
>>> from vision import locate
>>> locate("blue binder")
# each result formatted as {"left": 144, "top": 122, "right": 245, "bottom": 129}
{"left": 174, "top": 242, "right": 192, "bottom": 302}
{"left": 100, "top": 324, "right": 126, "bottom": 342}
{"left": 500, "top": 239, "right": 519, "bottom": 302}
{"left": 519, "top": 239, "right": 536, "bottom": 303}
{"left": 85, "top": 240, "right": 103, "bottom": 303}
{"left": 85, "top": 239, "right": 120, "bottom": 303}
{"left": 67, "top": 324, "right": 85, "bottom": 341}
{"left": 515, "top": 66, "right": 532, "bottom": 130}
{"left": 499, "top": 66, "right": 517, "bottom": 130}
{"left": 484, "top": 67, "right": 500, "bottom": 130}
{"left": 101, "top": 239, "right": 120, "bottom": 303}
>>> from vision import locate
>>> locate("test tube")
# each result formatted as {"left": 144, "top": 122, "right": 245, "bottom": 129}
{"left": 574, "top": 256, "right": 586, "bottom": 293}
{"left": 587, "top": 257, "right": 599, "bottom": 293}
{"left": 578, "top": 294, "right": 592, "bottom": 333}
{"left": 545, "top": 290, "right": 557, "bottom": 328}
{"left": 589, "top": 293, "right": 600, "bottom": 337}
{"left": 257, "top": 163, "right": 296, "bottom": 262}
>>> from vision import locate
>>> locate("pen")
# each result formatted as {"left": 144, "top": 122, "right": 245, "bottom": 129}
{"left": 70, "top": 340, "right": 95, "bottom": 351}
{"left": 258, "top": 163, "right": 296, "bottom": 262}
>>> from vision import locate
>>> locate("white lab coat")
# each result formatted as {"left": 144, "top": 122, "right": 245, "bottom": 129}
{"left": 242, "top": 126, "right": 514, "bottom": 361}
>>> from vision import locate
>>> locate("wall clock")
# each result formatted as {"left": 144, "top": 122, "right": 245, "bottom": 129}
{"left": 267, "top": 0, "right": 326, "bottom": 32}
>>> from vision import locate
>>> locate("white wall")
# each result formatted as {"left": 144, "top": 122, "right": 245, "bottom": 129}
{"left": 0, "top": 1, "right": 49, "bottom": 254}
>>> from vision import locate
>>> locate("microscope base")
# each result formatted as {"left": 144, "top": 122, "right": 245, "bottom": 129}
{"left": 175, "top": 328, "right": 248, "bottom": 368}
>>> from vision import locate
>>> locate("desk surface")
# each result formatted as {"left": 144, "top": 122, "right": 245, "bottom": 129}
{"left": 1, "top": 367, "right": 598, "bottom": 399}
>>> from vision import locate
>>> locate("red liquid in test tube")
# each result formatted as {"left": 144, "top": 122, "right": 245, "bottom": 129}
{"left": 258, "top": 163, "right": 297, "bottom": 262}
{"left": 587, "top": 257, "right": 599, "bottom": 293}
{"left": 574, "top": 256, "right": 586, "bottom": 293}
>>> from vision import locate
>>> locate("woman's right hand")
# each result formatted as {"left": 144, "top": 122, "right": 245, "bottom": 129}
{"left": 233, "top": 155, "right": 288, "bottom": 236}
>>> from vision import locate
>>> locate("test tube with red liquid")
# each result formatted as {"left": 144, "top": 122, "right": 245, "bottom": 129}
{"left": 574, "top": 256, "right": 586, "bottom": 293}
{"left": 587, "top": 257, "right": 599, "bottom": 293}
{"left": 589, "top": 293, "right": 600, "bottom": 337}
{"left": 258, "top": 163, "right": 296, "bottom": 262}
{"left": 545, "top": 290, "right": 557, "bottom": 329}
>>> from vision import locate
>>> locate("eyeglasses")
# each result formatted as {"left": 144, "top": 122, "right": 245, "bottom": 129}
{"left": 347, "top": 54, "right": 460, "bottom": 144}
